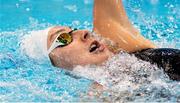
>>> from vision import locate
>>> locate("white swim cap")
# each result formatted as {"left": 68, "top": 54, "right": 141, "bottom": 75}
{"left": 20, "top": 27, "right": 53, "bottom": 62}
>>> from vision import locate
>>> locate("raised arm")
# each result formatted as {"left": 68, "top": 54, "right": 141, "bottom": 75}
{"left": 93, "top": 0, "right": 155, "bottom": 52}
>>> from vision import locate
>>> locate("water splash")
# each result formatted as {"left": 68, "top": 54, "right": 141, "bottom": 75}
{"left": 73, "top": 52, "right": 179, "bottom": 102}
{"left": 64, "top": 5, "right": 78, "bottom": 12}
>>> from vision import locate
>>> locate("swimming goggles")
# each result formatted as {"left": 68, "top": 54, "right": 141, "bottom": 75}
{"left": 48, "top": 28, "right": 77, "bottom": 54}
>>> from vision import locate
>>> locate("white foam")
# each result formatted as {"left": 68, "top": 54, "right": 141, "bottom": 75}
{"left": 72, "top": 52, "right": 174, "bottom": 102}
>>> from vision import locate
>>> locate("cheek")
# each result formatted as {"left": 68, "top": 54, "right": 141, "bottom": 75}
{"left": 58, "top": 47, "right": 87, "bottom": 64}
{"left": 66, "top": 49, "right": 92, "bottom": 65}
{"left": 54, "top": 41, "right": 111, "bottom": 66}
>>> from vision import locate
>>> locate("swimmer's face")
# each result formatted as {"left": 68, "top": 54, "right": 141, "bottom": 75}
{"left": 47, "top": 26, "right": 112, "bottom": 70}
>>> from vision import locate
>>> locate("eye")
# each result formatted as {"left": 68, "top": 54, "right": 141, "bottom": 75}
{"left": 58, "top": 33, "right": 72, "bottom": 43}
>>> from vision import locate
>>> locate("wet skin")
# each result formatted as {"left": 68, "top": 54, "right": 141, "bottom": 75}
{"left": 47, "top": 26, "right": 113, "bottom": 70}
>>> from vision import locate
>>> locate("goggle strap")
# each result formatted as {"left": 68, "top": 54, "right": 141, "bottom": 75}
{"left": 47, "top": 34, "right": 64, "bottom": 54}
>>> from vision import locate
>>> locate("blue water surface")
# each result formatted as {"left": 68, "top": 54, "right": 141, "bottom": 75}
{"left": 0, "top": 0, "right": 180, "bottom": 102}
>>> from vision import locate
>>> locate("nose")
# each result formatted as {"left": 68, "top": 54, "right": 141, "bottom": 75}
{"left": 80, "top": 30, "right": 90, "bottom": 42}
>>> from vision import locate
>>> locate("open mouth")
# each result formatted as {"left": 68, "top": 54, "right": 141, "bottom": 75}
{"left": 89, "top": 41, "right": 104, "bottom": 53}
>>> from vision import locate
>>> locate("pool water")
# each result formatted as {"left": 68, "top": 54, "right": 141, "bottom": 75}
{"left": 0, "top": 0, "right": 180, "bottom": 102}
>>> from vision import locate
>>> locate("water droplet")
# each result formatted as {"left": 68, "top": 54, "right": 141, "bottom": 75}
{"left": 26, "top": 8, "right": 30, "bottom": 11}
{"left": 16, "top": 3, "right": 19, "bottom": 8}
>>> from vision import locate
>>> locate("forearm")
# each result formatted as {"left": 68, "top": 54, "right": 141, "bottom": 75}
{"left": 94, "top": 0, "right": 139, "bottom": 35}
{"left": 95, "top": 19, "right": 155, "bottom": 52}
{"left": 93, "top": 0, "right": 156, "bottom": 52}
{"left": 94, "top": 0, "right": 127, "bottom": 23}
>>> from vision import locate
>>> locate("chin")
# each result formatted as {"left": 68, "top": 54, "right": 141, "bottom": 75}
{"left": 96, "top": 54, "right": 111, "bottom": 64}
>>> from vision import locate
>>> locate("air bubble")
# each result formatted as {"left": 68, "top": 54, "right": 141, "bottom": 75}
{"left": 26, "top": 8, "right": 30, "bottom": 11}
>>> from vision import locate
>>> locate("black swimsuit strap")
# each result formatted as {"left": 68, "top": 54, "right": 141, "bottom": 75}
{"left": 132, "top": 48, "right": 180, "bottom": 81}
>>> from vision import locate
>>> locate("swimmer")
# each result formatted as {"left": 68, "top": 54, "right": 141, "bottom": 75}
{"left": 23, "top": 0, "right": 180, "bottom": 81}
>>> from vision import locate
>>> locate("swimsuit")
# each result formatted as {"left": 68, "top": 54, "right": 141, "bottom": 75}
{"left": 133, "top": 48, "right": 180, "bottom": 81}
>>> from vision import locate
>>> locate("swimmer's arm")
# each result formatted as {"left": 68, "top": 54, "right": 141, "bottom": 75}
{"left": 93, "top": 0, "right": 155, "bottom": 52}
